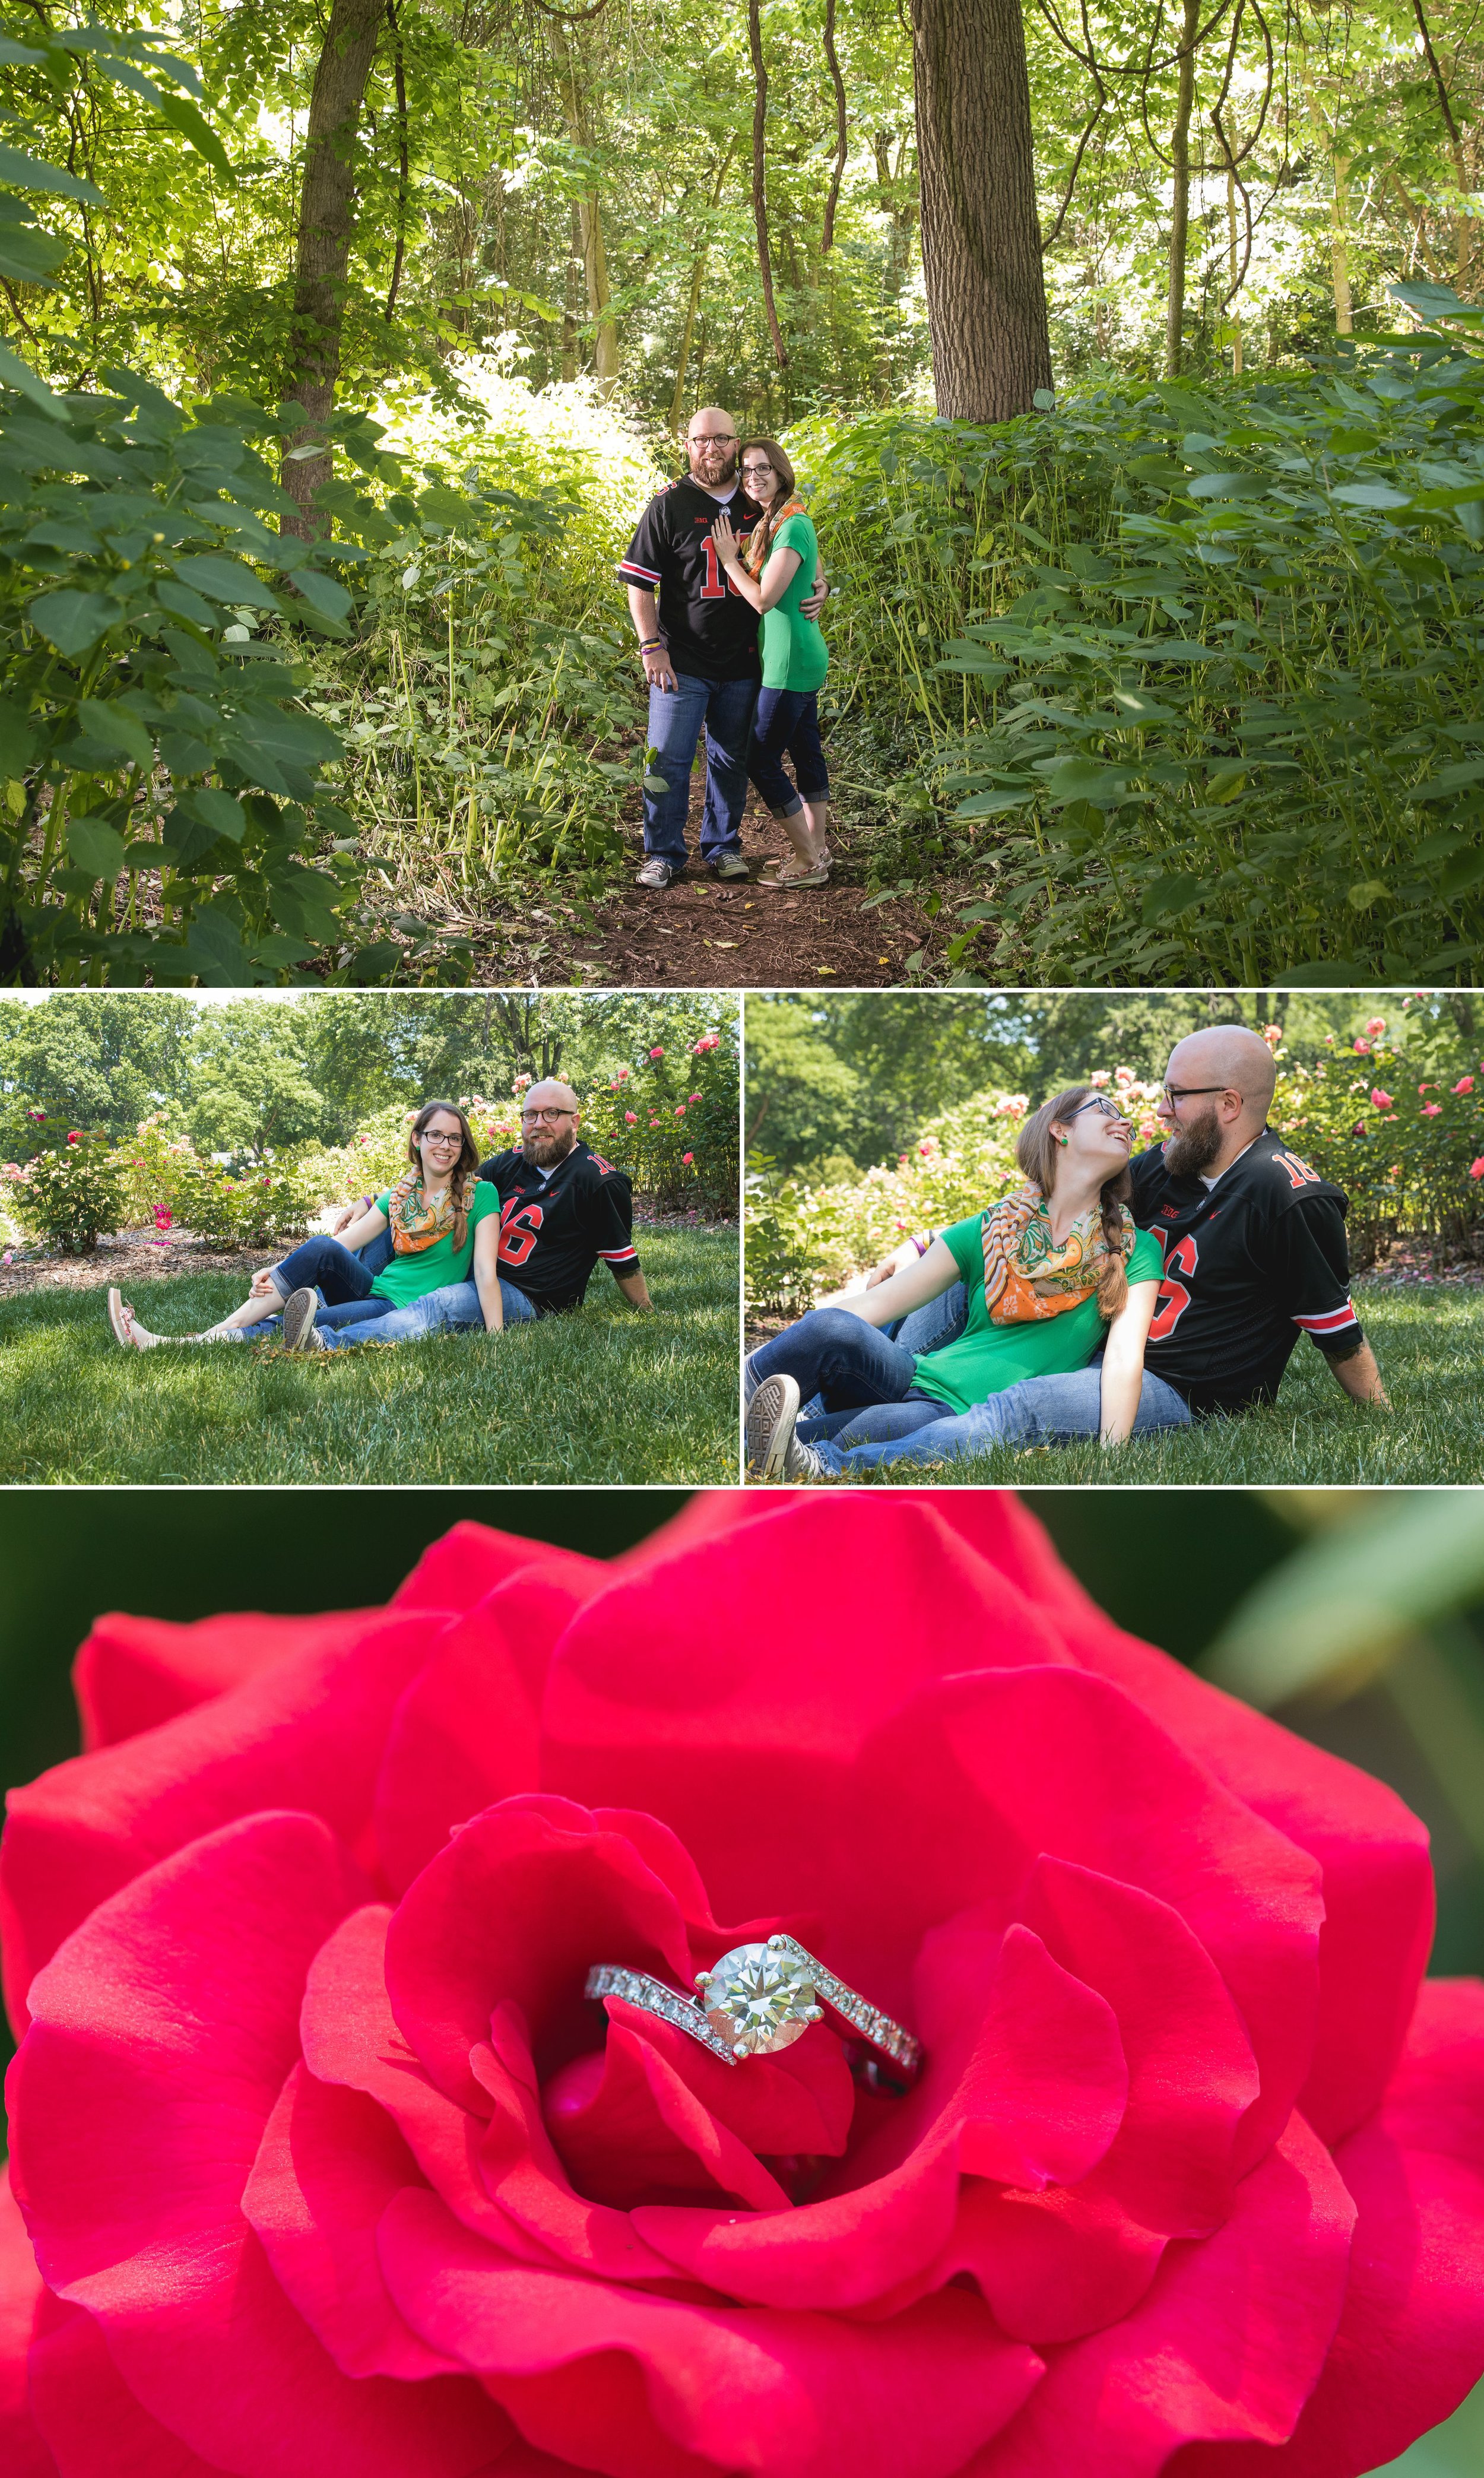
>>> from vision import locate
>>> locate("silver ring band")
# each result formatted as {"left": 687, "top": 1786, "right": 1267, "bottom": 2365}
{"left": 585, "top": 1932, "right": 922, "bottom": 2086}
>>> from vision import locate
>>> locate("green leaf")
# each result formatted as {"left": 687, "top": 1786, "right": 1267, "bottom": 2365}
{"left": 954, "top": 790, "right": 1033, "bottom": 819}
{"left": 0, "top": 695, "right": 36, "bottom": 778}
{"left": 1418, "top": 760, "right": 1484, "bottom": 800}
{"left": 75, "top": 698, "right": 154, "bottom": 768}
{"left": 0, "top": 144, "right": 104, "bottom": 204}
{"left": 0, "top": 216, "right": 68, "bottom": 285}
{"left": 1110, "top": 687, "right": 1179, "bottom": 723}
{"left": 155, "top": 581, "right": 218, "bottom": 629}
{"left": 642, "top": 771, "right": 670, "bottom": 794}
{"left": 1330, "top": 483, "right": 1413, "bottom": 509}
{"left": 186, "top": 904, "right": 251, "bottom": 984}
{"left": 66, "top": 814, "right": 128, "bottom": 881}
{"left": 186, "top": 787, "right": 247, "bottom": 843}
{"left": 28, "top": 588, "right": 118, "bottom": 657}
{"left": 1347, "top": 880, "right": 1388, "bottom": 910}
{"left": 0, "top": 335, "right": 64, "bottom": 410}
{"left": 172, "top": 554, "right": 280, "bottom": 610}
{"left": 291, "top": 566, "right": 353, "bottom": 623}
{"left": 1141, "top": 873, "right": 1208, "bottom": 924}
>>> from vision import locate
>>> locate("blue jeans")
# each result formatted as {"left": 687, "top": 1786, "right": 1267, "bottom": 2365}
{"left": 644, "top": 670, "right": 757, "bottom": 865}
{"left": 748, "top": 687, "right": 829, "bottom": 817}
{"left": 743, "top": 1282, "right": 968, "bottom": 1420}
{"left": 747, "top": 1307, "right": 925, "bottom": 1412}
{"left": 316, "top": 1276, "right": 539, "bottom": 1349}
{"left": 810, "top": 1361, "right": 1192, "bottom": 1475}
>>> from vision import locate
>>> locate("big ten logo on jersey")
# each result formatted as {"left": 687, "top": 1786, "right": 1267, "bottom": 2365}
{"left": 498, "top": 1196, "right": 543, "bottom": 1266}
{"left": 1273, "top": 1149, "right": 1321, "bottom": 1190}
{"left": 1150, "top": 1231, "right": 1197, "bottom": 1340}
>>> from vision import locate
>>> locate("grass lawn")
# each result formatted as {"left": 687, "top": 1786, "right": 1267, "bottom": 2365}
{"left": 0, "top": 1224, "right": 739, "bottom": 1486}
{"left": 791, "top": 1282, "right": 1484, "bottom": 1488}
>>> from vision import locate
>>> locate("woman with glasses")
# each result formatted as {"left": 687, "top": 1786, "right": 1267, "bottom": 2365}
{"left": 746, "top": 1085, "right": 1166, "bottom": 1479}
{"left": 711, "top": 438, "right": 833, "bottom": 889}
{"left": 107, "top": 1102, "right": 505, "bottom": 1353}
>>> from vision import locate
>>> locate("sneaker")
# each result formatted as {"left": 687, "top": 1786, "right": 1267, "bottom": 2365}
{"left": 784, "top": 1433, "right": 826, "bottom": 1481}
{"left": 281, "top": 1287, "right": 321, "bottom": 1351}
{"left": 708, "top": 851, "right": 750, "bottom": 882}
{"left": 635, "top": 856, "right": 678, "bottom": 889}
{"left": 745, "top": 1372, "right": 801, "bottom": 1481}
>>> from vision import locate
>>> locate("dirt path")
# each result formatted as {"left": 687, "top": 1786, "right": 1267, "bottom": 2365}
{"left": 535, "top": 777, "right": 937, "bottom": 990}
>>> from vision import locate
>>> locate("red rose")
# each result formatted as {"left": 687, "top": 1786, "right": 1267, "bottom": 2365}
{"left": 2, "top": 1497, "right": 1482, "bottom": 2478}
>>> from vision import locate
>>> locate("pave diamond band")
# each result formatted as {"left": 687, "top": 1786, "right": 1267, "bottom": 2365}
{"left": 585, "top": 1934, "right": 922, "bottom": 2086}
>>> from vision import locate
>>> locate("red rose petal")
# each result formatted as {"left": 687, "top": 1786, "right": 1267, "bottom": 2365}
{"left": 390, "top": 1523, "right": 599, "bottom": 1614}
{"left": 632, "top": 1918, "right": 1127, "bottom": 2311}
{"left": 1170, "top": 1979, "right": 1484, "bottom": 2478}
{"left": 589, "top": 2004, "right": 855, "bottom": 2163}
{"left": 541, "top": 2008, "right": 791, "bottom": 2211}
{"left": 0, "top": 2163, "right": 53, "bottom": 2478}
{"left": 378, "top": 2185, "right": 1045, "bottom": 2478}
{"left": 375, "top": 1566, "right": 608, "bottom": 1896}
{"left": 935, "top": 2179, "right": 1169, "bottom": 2345}
{"left": 383, "top": 1798, "right": 696, "bottom": 2112}
{"left": 28, "top": 2293, "right": 228, "bottom": 2476}
{"left": 75, "top": 1609, "right": 370, "bottom": 1751}
{"left": 243, "top": 2062, "right": 471, "bottom": 2381}
{"left": 934, "top": 1497, "right": 1434, "bottom": 2146}
{"left": 964, "top": 2109, "right": 1355, "bottom": 2478}
{"left": 0, "top": 1611, "right": 437, "bottom": 2029}
{"left": 9, "top": 1812, "right": 501, "bottom": 2478}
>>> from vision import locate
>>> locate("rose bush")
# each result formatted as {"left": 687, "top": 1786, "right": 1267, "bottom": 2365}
{"left": 2, "top": 1492, "right": 1483, "bottom": 2478}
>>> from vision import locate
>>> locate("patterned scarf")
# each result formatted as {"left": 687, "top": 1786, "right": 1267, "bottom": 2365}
{"left": 979, "top": 1184, "right": 1136, "bottom": 1326}
{"left": 385, "top": 1173, "right": 458, "bottom": 1256}
{"left": 742, "top": 490, "right": 808, "bottom": 576}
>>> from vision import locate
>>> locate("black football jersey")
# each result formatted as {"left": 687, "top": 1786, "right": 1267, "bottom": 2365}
{"left": 618, "top": 478, "right": 764, "bottom": 682}
{"left": 475, "top": 1140, "right": 639, "bottom": 1316}
{"left": 1127, "top": 1129, "right": 1362, "bottom": 1414}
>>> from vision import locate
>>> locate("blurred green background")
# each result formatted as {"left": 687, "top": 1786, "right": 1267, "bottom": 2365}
{"left": 1, "top": 1485, "right": 1482, "bottom": 2476}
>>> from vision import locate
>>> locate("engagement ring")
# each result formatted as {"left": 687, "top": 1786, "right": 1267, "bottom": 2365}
{"left": 585, "top": 1933, "right": 922, "bottom": 2086}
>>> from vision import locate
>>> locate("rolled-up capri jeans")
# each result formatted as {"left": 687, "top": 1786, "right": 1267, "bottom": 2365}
{"left": 740, "top": 1279, "right": 969, "bottom": 1426}
{"left": 747, "top": 687, "right": 829, "bottom": 817}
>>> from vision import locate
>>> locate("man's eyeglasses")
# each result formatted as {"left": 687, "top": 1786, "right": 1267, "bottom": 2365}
{"left": 1160, "top": 1084, "right": 1234, "bottom": 1107}
{"left": 690, "top": 432, "right": 737, "bottom": 446}
{"left": 1070, "top": 1097, "right": 1131, "bottom": 1123}
{"left": 521, "top": 1107, "right": 574, "bottom": 1125}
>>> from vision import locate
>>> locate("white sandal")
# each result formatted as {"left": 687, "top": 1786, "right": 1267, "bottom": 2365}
{"left": 108, "top": 1286, "right": 164, "bottom": 1348}
{"left": 764, "top": 853, "right": 832, "bottom": 889}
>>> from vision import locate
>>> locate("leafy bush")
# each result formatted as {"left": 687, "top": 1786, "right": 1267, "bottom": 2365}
{"left": 290, "top": 1102, "right": 426, "bottom": 1212}
{"left": 6, "top": 1129, "right": 123, "bottom": 1251}
{"left": 1271, "top": 1026, "right": 1484, "bottom": 1266}
{"left": 579, "top": 1030, "right": 738, "bottom": 1211}
{"left": 114, "top": 1112, "right": 309, "bottom": 1248}
{"left": 792, "top": 283, "right": 1484, "bottom": 985}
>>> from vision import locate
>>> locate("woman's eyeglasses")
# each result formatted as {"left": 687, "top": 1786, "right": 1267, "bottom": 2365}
{"left": 1070, "top": 1097, "right": 1131, "bottom": 1123}
{"left": 421, "top": 1130, "right": 462, "bottom": 1146}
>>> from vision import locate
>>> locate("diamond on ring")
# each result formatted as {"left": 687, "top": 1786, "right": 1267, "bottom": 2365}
{"left": 694, "top": 1940, "right": 826, "bottom": 2059}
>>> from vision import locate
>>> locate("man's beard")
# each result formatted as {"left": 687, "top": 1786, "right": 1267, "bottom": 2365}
{"left": 521, "top": 1130, "right": 578, "bottom": 1168}
{"left": 690, "top": 448, "right": 737, "bottom": 487}
{"left": 1163, "top": 1107, "right": 1225, "bottom": 1179}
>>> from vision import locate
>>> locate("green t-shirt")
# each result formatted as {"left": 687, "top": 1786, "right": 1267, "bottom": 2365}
{"left": 759, "top": 511, "right": 829, "bottom": 693}
{"left": 909, "top": 1216, "right": 1165, "bottom": 1417}
{"left": 370, "top": 1181, "right": 498, "bottom": 1306}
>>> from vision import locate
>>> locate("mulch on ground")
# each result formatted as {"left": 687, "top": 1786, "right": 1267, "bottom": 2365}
{"left": 0, "top": 1234, "right": 278, "bottom": 1300}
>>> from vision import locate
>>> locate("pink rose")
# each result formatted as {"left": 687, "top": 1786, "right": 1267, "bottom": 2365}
{"left": 675, "top": 1106, "right": 686, "bottom": 1118}
{"left": 1423, "top": 1103, "right": 1442, "bottom": 1116}
{"left": 649, "top": 1046, "right": 664, "bottom": 1060}
{"left": 1, "top": 1500, "right": 1482, "bottom": 2478}
{"left": 1472, "top": 1158, "right": 1484, "bottom": 1178}
{"left": 1353, "top": 1040, "right": 1371, "bottom": 1056}
{"left": 681, "top": 1151, "right": 694, "bottom": 1165}
{"left": 1088, "top": 1070, "right": 1110, "bottom": 1087}
{"left": 624, "top": 1113, "right": 637, "bottom": 1124}
{"left": 1454, "top": 1078, "right": 1475, "bottom": 1096}
{"left": 689, "top": 1092, "right": 702, "bottom": 1105}
{"left": 66, "top": 1133, "right": 80, "bottom": 1146}
{"left": 1372, "top": 1088, "right": 1393, "bottom": 1110}
{"left": 153, "top": 1207, "right": 172, "bottom": 1232}
{"left": 1365, "top": 1017, "right": 1386, "bottom": 1038}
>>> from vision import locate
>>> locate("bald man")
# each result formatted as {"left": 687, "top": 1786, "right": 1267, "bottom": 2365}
{"left": 759, "top": 1023, "right": 1384, "bottom": 1476}
{"left": 619, "top": 406, "right": 825, "bottom": 889}
{"left": 474, "top": 1079, "right": 652, "bottom": 1317}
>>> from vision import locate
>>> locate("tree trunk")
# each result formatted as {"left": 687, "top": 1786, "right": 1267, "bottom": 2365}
{"left": 668, "top": 143, "right": 734, "bottom": 432}
{"left": 749, "top": 0, "right": 788, "bottom": 369}
{"left": 1330, "top": 156, "right": 1353, "bottom": 335}
{"left": 909, "top": 0, "right": 1051, "bottom": 421}
{"left": 1165, "top": 0, "right": 1200, "bottom": 378}
{"left": 547, "top": 15, "right": 620, "bottom": 395}
{"left": 1226, "top": 168, "right": 1242, "bottom": 373}
{"left": 562, "top": 202, "right": 581, "bottom": 382}
{"left": 282, "top": 0, "right": 386, "bottom": 536}
{"left": 821, "top": 0, "right": 848, "bottom": 253}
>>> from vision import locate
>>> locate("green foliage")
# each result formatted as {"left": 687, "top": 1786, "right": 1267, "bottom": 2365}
{"left": 6, "top": 1126, "right": 123, "bottom": 1250}
{"left": 576, "top": 1026, "right": 737, "bottom": 1210}
{"left": 0, "top": 373, "right": 376, "bottom": 984}
{"left": 1271, "top": 1028, "right": 1484, "bottom": 1266}
{"left": 794, "top": 306, "right": 1484, "bottom": 983}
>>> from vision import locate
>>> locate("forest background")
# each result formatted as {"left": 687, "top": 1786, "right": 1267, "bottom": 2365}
{"left": 3, "top": 0, "right": 1484, "bottom": 984}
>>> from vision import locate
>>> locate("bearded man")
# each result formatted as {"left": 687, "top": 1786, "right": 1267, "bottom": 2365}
{"left": 619, "top": 406, "right": 826, "bottom": 889}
